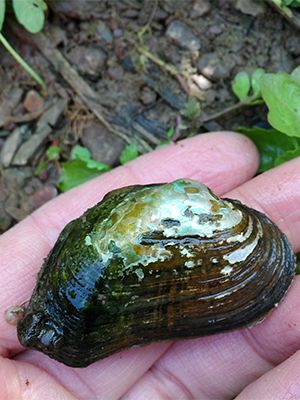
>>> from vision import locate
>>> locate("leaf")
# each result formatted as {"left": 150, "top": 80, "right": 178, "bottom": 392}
{"left": 251, "top": 68, "right": 265, "bottom": 99}
{"left": 12, "top": 0, "right": 47, "bottom": 33}
{"left": 46, "top": 145, "right": 60, "bottom": 161}
{"left": 238, "top": 126, "right": 300, "bottom": 172}
{"left": 71, "top": 145, "right": 91, "bottom": 161}
{"left": 0, "top": 0, "right": 5, "bottom": 31}
{"left": 58, "top": 160, "right": 104, "bottom": 192}
{"left": 119, "top": 144, "right": 139, "bottom": 165}
{"left": 181, "top": 97, "right": 201, "bottom": 119}
{"left": 260, "top": 72, "right": 300, "bottom": 137}
{"left": 232, "top": 71, "right": 251, "bottom": 101}
{"left": 291, "top": 65, "right": 300, "bottom": 84}
{"left": 166, "top": 127, "right": 174, "bottom": 139}
{"left": 273, "top": 146, "right": 300, "bottom": 167}
{"left": 58, "top": 145, "right": 110, "bottom": 191}
{"left": 34, "top": 160, "right": 47, "bottom": 176}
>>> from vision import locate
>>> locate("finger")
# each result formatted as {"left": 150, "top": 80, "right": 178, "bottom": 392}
{"left": 0, "top": 357, "right": 77, "bottom": 400}
{"left": 121, "top": 156, "right": 300, "bottom": 400}
{"left": 236, "top": 350, "right": 300, "bottom": 400}
{"left": 0, "top": 131, "right": 259, "bottom": 400}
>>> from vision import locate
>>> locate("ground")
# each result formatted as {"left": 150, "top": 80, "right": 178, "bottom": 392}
{"left": 0, "top": 0, "right": 298, "bottom": 233}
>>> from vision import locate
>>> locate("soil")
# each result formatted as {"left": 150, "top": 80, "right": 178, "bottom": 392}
{"left": 0, "top": 0, "right": 299, "bottom": 233}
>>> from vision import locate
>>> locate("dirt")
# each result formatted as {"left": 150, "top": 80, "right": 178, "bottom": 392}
{"left": 0, "top": 0, "right": 299, "bottom": 233}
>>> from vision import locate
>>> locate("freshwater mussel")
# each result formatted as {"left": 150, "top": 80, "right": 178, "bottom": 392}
{"left": 16, "top": 179, "right": 295, "bottom": 367}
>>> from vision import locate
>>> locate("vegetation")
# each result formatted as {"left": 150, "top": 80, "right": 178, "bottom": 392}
{"left": 0, "top": 0, "right": 47, "bottom": 86}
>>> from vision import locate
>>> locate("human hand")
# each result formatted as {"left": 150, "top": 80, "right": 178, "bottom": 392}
{"left": 0, "top": 131, "right": 299, "bottom": 400}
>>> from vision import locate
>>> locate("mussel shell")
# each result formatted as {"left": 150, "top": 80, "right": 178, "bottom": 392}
{"left": 17, "top": 179, "right": 295, "bottom": 367}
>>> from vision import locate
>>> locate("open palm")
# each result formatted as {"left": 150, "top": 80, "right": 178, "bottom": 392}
{"left": 1, "top": 131, "right": 300, "bottom": 400}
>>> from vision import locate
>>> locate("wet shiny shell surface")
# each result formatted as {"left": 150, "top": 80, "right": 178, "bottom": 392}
{"left": 17, "top": 179, "right": 295, "bottom": 367}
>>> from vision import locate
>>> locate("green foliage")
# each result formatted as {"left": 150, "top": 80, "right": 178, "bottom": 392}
{"left": 119, "top": 144, "right": 139, "bottom": 165}
{"left": 280, "top": 0, "right": 300, "bottom": 7}
{"left": 12, "top": 0, "right": 47, "bottom": 33}
{"left": 238, "top": 127, "right": 300, "bottom": 172}
{"left": 0, "top": 0, "right": 5, "bottom": 31}
{"left": 231, "top": 68, "right": 265, "bottom": 103}
{"left": 260, "top": 72, "right": 300, "bottom": 137}
{"left": 0, "top": 0, "right": 46, "bottom": 86}
{"left": 181, "top": 97, "right": 201, "bottom": 119}
{"left": 59, "top": 145, "right": 110, "bottom": 192}
{"left": 232, "top": 71, "right": 251, "bottom": 102}
{"left": 46, "top": 145, "right": 60, "bottom": 161}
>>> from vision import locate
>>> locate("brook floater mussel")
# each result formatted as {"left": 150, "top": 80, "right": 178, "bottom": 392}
{"left": 16, "top": 179, "right": 295, "bottom": 367}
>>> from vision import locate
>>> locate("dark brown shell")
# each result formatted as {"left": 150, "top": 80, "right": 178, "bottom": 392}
{"left": 16, "top": 179, "right": 295, "bottom": 367}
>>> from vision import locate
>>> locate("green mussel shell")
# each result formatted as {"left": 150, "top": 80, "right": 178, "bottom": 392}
{"left": 17, "top": 179, "right": 295, "bottom": 367}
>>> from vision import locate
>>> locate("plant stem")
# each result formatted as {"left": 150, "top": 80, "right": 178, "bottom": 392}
{"left": 0, "top": 32, "right": 45, "bottom": 87}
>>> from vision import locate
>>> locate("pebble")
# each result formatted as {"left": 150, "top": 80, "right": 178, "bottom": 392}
{"left": 166, "top": 20, "right": 201, "bottom": 52}
{"left": 23, "top": 90, "right": 44, "bottom": 113}
{"left": 190, "top": 0, "right": 211, "bottom": 18}
{"left": 113, "top": 28, "right": 124, "bottom": 38}
{"left": 13, "top": 99, "right": 67, "bottom": 166}
{"left": 235, "top": 0, "right": 266, "bottom": 16}
{"left": 96, "top": 21, "right": 113, "bottom": 43}
{"left": 0, "top": 126, "right": 28, "bottom": 167}
{"left": 107, "top": 65, "right": 123, "bottom": 80}
{"left": 66, "top": 46, "right": 107, "bottom": 78}
{"left": 197, "top": 52, "right": 235, "bottom": 81}
{"left": 81, "top": 121, "right": 125, "bottom": 166}
{"left": 139, "top": 86, "right": 157, "bottom": 105}
{"left": 31, "top": 185, "right": 58, "bottom": 209}
{"left": 191, "top": 74, "right": 212, "bottom": 90}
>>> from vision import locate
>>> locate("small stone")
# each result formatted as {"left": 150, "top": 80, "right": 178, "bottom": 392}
{"left": 197, "top": 52, "right": 235, "bottom": 81}
{"left": 235, "top": 0, "right": 266, "bottom": 16}
{"left": 107, "top": 65, "right": 123, "bottom": 80}
{"left": 113, "top": 28, "right": 124, "bottom": 38}
{"left": 0, "top": 126, "right": 28, "bottom": 167}
{"left": 191, "top": 74, "right": 212, "bottom": 90}
{"left": 31, "top": 185, "right": 58, "bottom": 209}
{"left": 166, "top": 20, "right": 201, "bottom": 51}
{"left": 140, "top": 86, "right": 157, "bottom": 105}
{"left": 96, "top": 21, "right": 113, "bottom": 43}
{"left": 81, "top": 121, "right": 125, "bottom": 166}
{"left": 23, "top": 90, "right": 44, "bottom": 113}
{"left": 66, "top": 46, "right": 107, "bottom": 78}
{"left": 13, "top": 99, "right": 67, "bottom": 166}
{"left": 190, "top": 0, "right": 211, "bottom": 18}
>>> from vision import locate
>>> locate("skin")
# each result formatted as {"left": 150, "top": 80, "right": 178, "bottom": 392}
{"left": 0, "top": 131, "right": 300, "bottom": 400}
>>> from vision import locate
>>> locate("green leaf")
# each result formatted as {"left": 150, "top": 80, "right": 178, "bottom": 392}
{"left": 71, "top": 145, "right": 91, "bottom": 161}
{"left": 58, "top": 160, "right": 104, "bottom": 192}
{"left": 291, "top": 65, "right": 300, "bottom": 84}
{"left": 181, "top": 97, "right": 201, "bottom": 119}
{"left": 273, "top": 146, "right": 300, "bottom": 167}
{"left": 12, "top": 0, "right": 47, "bottom": 33}
{"left": 166, "top": 127, "right": 174, "bottom": 139}
{"left": 0, "top": 0, "right": 5, "bottom": 31}
{"left": 260, "top": 72, "right": 300, "bottom": 137}
{"left": 119, "top": 144, "right": 139, "bottom": 165}
{"left": 232, "top": 71, "right": 251, "bottom": 101}
{"left": 34, "top": 159, "right": 47, "bottom": 176}
{"left": 46, "top": 145, "right": 60, "bottom": 161}
{"left": 58, "top": 144, "right": 110, "bottom": 191}
{"left": 251, "top": 68, "right": 265, "bottom": 99}
{"left": 238, "top": 126, "right": 300, "bottom": 172}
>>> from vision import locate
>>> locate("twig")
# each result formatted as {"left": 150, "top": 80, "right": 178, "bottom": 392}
{"left": 264, "top": 0, "right": 300, "bottom": 31}
{"left": 0, "top": 104, "right": 50, "bottom": 128}
{"left": 202, "top": 102, "right": 246, "bottom": 123}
